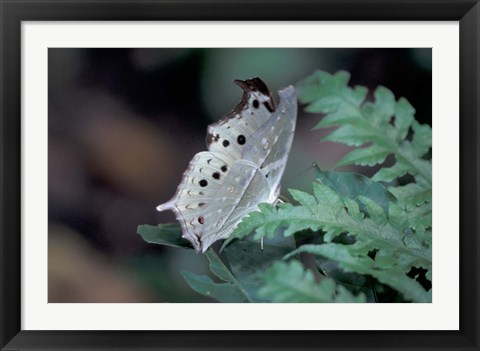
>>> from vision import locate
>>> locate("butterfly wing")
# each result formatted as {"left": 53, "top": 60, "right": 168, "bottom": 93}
{"left": 199, "top": 87, "right": 297, "bottom": 252}
{"left": 156, "top": 151, "right": 234, "bottom": 251}
{"left": 242, "top": 85, "right": 297, "bottom": 196}
{"left": 157, "top": 155, "right": 272, "bottom": 252}
{"left": 199, "top": 159, "right": 273, "bottom": 252}
{"left": 206, "top": 78, "right": 277, "bottom": 161}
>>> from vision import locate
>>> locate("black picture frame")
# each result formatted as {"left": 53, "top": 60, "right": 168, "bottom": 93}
{"left": 1, "top": 1, "right": 478, "bottom": 350}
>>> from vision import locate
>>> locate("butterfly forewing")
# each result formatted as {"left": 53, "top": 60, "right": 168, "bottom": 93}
{"left": 206, "top": 78, "right": 276, "bottom": 161}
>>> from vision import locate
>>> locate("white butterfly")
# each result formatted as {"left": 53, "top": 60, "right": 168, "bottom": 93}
{"left": 157, "top": 78, "right": 297, "bottom": 252}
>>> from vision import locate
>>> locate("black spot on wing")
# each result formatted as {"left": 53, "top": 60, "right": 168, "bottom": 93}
{"left": 237, "top": 135, "right": 246, "bottom": 145}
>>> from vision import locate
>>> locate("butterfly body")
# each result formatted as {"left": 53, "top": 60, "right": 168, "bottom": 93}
{"left": 157, "top": 78, "right": 297, "bottom": 252}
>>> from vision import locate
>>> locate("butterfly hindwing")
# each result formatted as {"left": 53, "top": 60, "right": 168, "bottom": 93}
{"left": 156, "top": 151, "right": 234, "bottom": 249}
{"left": 200, "top": 159, "right": 273, "bottom": 251}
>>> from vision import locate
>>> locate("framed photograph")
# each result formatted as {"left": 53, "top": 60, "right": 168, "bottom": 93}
{"left": 1, "top": 0, "right": 478, "bottom": 350}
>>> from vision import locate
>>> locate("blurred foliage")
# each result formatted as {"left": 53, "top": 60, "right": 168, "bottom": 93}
{"left": 201, "top": 48, "right": 323, "bottom": 119}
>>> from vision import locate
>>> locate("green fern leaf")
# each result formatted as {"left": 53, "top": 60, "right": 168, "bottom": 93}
{"left": 296, "top": 70, "right": 432, "bottom": 185}
{"left": 181, "top": 271, "right": 249, "bottom": 303}
{"left": 389, "top": 183, "right": 432, "bottom": 210}
{"left": 259, "top": 261, "right": 366, "bottom": 303}
{"left": 297, "top": 70, "right": 367, "bottom": 107}
{"left": 136, "top": 224, "right": 192, "bottom": 249}
{"left": 227, "top": 176, "right": 431, "bottom": 302}
{"left": 315, "top": 169, "right": 396, "bottom": 214}
{"left": 336, "top": 145, "right": 390, "bottom": 167}
{"left": 284, "top": 244, "right": 431, "bottom": 303}
{"left": 372, "top": 161, "right": 410, "bottom": 182}
{"left": 224, "top": 235, "right": 296, "bottom": 302}
{"left": 227, "top": 170, "right": 397, "bottom": 245}
{"left": 205, "top": 249, "right": 237, "bottom": 284}
{"left": 411, "top": 121, "right": 432, "bottom": 157}
{"left": 183, "top": 249, "right": 254, "bottom": 302}
{"left": 297, "top": 71, "right": 367, "bottom": 129}
{"left": 222, "top": 202, "right": 321, "bottom": 248}
{"left": 394, "top": 98, "right": 415, "bottom": 141}
{"left": 322, "top": 125, "right": 378, "bottom": 146}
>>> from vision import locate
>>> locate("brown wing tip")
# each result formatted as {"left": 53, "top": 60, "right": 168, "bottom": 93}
{"left": 234, "top": 77, "right": 271, "bottom": 96}
{"left": 233, "top": 77, "right": 277, "bottom": 112}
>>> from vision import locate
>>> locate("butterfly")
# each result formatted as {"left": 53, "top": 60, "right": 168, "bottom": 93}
{"left": 157, "top": 78, "right": 297, "bottom": 253}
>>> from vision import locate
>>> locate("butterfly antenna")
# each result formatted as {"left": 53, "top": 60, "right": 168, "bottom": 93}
{"left": 285, "top": 162, "right": 321, "bottom": 184}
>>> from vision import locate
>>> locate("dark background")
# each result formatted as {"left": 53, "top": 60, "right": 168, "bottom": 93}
{"left": 48, "top": 48, "right": 431, "bottom": 302}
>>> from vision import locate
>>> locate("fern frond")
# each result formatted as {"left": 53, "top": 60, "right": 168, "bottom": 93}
{"left": 227, "top": 180, "right": 431, "bottom": 302}
{"left": 182, "top": 249, "right": 254, "bottom": 303}
{"left": 284, "top": 244, "right": 431, "bottom": 303}
{"left": 296, "top": 70, "right": 432, "bottom": 186}
{"left": 259, "top": 261, "right": 366, "bottom": 303}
